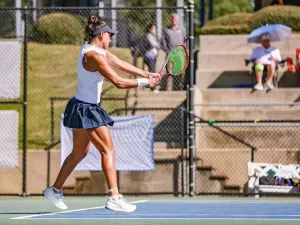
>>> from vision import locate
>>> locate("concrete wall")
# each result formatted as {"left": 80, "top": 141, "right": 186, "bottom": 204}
{"left": 0, "top": 150, "right": 89, "bottom": 194}
{"left": 2, "top": 148, "right": 297, "bottom": 194}
{"left": 0, "top": 149, "right": 183, "bottom": 195}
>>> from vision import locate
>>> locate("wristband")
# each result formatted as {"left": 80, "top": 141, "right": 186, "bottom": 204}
{"left": 136, "top": 78, "right": 149, "bottom": 88}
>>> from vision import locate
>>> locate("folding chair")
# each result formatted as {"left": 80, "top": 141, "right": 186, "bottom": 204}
{"left": 245, "top": 59, "right": 286, "bottom": 88}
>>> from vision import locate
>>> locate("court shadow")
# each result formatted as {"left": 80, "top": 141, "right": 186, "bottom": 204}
{"left": 208, "top": 71, "right": 252, "bottom": 88}
{"left": 154, "top": 100, "right": 186, "bottom": 148}
{"left": 278, "top": 71, "right": 300, "bottom": 87}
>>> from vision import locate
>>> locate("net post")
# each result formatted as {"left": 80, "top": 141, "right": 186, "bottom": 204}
{"left": 188, "top": 0, "right": 195, "bottom": 197}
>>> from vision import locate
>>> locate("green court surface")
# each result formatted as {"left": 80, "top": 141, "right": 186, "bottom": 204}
{"left": 1, "top": 196, "right": 300, "bottom": 225}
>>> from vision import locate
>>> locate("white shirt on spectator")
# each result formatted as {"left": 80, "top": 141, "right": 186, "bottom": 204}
{"left": 250, "top": 46, "right": 282, "bottom": 65}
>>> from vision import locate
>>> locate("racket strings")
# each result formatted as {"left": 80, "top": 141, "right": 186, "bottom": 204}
{"left": 166, "top": 46, "right": 188, "bottom": 75}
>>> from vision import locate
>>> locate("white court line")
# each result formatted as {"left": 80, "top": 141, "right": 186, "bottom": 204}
{"left": 147, "top": 200, "right": 300, "bottom": 203}
{"left": 24, "top": 213, "right": 300, "bottom": 217}
{"left": 146, "top": 201, "right": 300, "bottom": 204}
{"left": 24, "top": 218, "right": 300, "bottom": 221}
{"left": 10, "top": 199, "right": 148, "bottom": 220}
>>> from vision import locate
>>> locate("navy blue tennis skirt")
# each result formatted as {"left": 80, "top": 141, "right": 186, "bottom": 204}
{"left": 63, "top": 97, "right": 114, "bottom": 129}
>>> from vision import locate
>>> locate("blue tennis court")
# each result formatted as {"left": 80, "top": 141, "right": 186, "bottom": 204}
{"left": 10, "top": 199, "right": 300, "bottom": 221}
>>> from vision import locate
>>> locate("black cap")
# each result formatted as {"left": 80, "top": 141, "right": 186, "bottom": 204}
{"left": 93, "top": 25, "right": 118, "bottom": 36}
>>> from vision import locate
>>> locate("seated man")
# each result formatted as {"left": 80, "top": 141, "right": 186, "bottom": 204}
{"left": 246, "top": 35, "right": 282, "bottom": 90}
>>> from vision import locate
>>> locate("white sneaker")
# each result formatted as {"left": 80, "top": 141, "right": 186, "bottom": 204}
{"left": 43, "top": 187, "right": 68, "bottom": 210}
{"left": 265, "top": 82, "right": 274, "bottom": 90}
{"left": 254, "top": 83, "right": 264, "bottom": 90}
{"left": 105, "top": 194, "right": 136, "bottom": 213}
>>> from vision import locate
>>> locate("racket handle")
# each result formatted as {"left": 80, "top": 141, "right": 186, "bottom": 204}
{"left": 159, "top": 72, "right": 168, "bottom": 77}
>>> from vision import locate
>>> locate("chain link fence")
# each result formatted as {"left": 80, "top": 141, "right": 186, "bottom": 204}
{"left": 194, "top": 104, "right": 300, "bottom": 196}
{"left": 0, "top": 7, "right": 189, "bottom": 196}
{"left": 1, "top": 7, "right": 299, "bottom": 197}
{"left": 0, "top": 8, "right": 26, "bottom": 195}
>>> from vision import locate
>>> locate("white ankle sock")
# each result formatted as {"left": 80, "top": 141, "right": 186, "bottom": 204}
{"left": 52, "top": 186, "right": 61, "bottom": 193}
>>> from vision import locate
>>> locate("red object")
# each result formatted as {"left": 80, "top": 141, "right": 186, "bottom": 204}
{"left": 287, "top": 65, "right": 296, "bottom": 72}
{"left": 286, "top": 57, "right": 295, "bottom": 72}
{"left": 286, "top": 57, "right": 293, "bottom": 66}
{"left": 296, "top": 49, "right": 300, "bottom": 73}
{"left": 296, "top": 48, "right": 300, "bottom": 59}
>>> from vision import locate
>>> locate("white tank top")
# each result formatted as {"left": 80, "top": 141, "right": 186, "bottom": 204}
{"left": 74, "top": 43, "right": 105, "bottom": 104}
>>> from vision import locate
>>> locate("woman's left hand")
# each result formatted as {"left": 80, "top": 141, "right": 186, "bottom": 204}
{"left": 148, "top": 72, "right": 161, "bottom": 83}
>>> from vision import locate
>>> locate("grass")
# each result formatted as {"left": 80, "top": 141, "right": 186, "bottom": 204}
{"left": 0, "top": 43, "right": 142, "bottom": 149}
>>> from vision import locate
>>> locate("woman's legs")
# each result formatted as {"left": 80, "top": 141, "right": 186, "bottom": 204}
{"left": 85, "top": 126, "right": 118, "bottom": 196}
{"left": 53, "top": 129, "right": 90, "bottom": 190}
{"left": 85, "top": 125, "right": 136, "bottom": 212}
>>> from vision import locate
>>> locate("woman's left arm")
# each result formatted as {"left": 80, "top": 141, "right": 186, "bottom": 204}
{"left": 106, "top": 50, "right": 149, "bottom": 78}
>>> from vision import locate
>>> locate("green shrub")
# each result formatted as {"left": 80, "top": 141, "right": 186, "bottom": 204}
{"left": 36, "top": 13, "right": 84, "bottom": 45}
{"left": 198, "top": 5, "right": 300, "bottom": 35}
{"left": 205, "top": 12, "right": 253, "bottom": 27}
{"left": 197, "top": 24, "right": 251, "bottom": 35}
{"left": 198, "top": 12, "right": 252, "bottom": 35}
{"left": 249, "top": 6, "right": 300, "bottom": 31}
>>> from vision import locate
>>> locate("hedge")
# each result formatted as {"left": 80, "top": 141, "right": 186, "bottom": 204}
{"left": 198, "top": 5, "right": 300, "bottom": 35}
{"left": 204, "top": 12, "right": 253, "bottom": 27}
{"left": 197, "top": 24, "right": 251, "bottom": 35}
{"left": 35, "top": 13, "right": 84, "bottom": 45}
{"left": 249, "top": 6, "right": 300, "bottom": 31}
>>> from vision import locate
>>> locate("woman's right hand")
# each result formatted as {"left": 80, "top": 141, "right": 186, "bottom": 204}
{"left": 147, "top": 78, "right": 158, "bottom": 88}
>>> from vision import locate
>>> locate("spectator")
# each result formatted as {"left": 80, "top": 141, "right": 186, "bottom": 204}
{"left": 160, "top": 13, "right": 186, "bottom": 91}
{"left": 246, "top": 35, "right": 282, "bottom": 90}
{"left": 144, "top": 24, "right": 160, "bottom": 73}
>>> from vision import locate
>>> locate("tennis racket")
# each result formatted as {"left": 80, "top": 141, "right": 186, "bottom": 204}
{"left": 159, "top": 44, "right": 189, "bottom": 77}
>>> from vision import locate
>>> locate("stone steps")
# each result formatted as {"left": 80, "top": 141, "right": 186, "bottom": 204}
{"left": 63, "top": 153, "right": 239, "bottom": 195}
{"left": 197, "top": 126, "right": 300, "bottom": 149}
{"left": 199, "top": 106, "right": 300, "bottom": 120}
{"left": 62, "top": 148, "right": 300, "bottom": 194}
{"left": 136, "top": 90, "right": 186, "bottom": 108}
{"left": 195, "top": 70, "right": 299, "bottom": 89}
{"left": 196, "top": 148, "right": 299, "bottom": 189}
{"left": 134, "top": 90, "right": 186, "bottom": 146}
{"left": 197, "top": 88, "right": 300, "bottom": 103}
{"left": 197, "top": 52, "right": 291, "bottom": 71}
{"left": 199, "top": 35, "right": 300, "bottom": 53}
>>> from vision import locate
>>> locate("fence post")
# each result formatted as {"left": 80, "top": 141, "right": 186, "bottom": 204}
{"left": 22, "top": 7, "right": 28, "bottom": 196}
{"left": 180, "top": 107, "right": 185, "bottom": 196}
{"left": 208, "top": 0, "right": 214, "bottom": 20}
{"left": 51, "top": 98, "right": 54, "bottom": 145}
{"left": 251, "top": 148, "right": 256, "bottom": 162}
{"left": 188, "top": 0, "right": 195, "bottom": 197}
{"left": 199, "top": 0, "right": 205, "bottom": 27}
{"left": 47, "top": 98, "right": 55, "bottom": 188}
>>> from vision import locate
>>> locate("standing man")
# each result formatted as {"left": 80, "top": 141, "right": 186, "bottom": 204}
{"left": 160, "top": 13, "right": 186, "bottom": 91}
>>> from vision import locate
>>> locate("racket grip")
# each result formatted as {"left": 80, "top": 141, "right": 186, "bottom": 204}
{"left": 159, "top": 72, "right": 168, "bottom": 77}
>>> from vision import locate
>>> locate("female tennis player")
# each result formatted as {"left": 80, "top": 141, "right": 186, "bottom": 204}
{"left": 43, "top": 15, "right": 160, "bottom": 213}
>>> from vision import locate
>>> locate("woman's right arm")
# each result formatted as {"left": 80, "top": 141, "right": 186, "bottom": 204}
{"left": 83, "top": 51, "right": 156, "bottom": 89}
